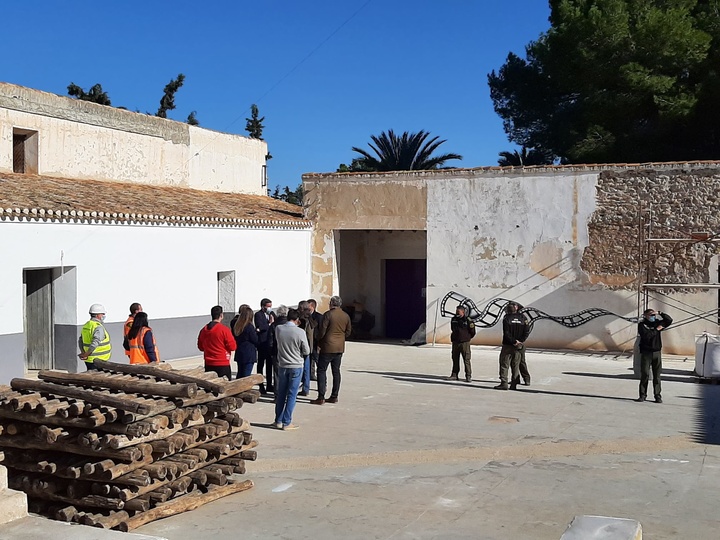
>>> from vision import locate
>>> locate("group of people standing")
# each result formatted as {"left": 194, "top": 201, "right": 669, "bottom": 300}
{"left": 449, "top": 302, "right": 672, "bottom": 402}
{"left": 196, "top": 296, "right": 352, "bottom": 430}
{"left": 78, "top": 302, "right": 160, "bottom": 369}
{"left": 448, "top": 302, "right": 530, "bottom": 390}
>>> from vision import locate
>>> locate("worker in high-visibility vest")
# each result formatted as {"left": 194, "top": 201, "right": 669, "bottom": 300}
{"left": 124, "top": 302, "right": 143, "bottom": 357}
{"left": 123, "top": 312, "right": 160, "bottom": 364}
{"left": 78, "top": 303, "right": 112, "bottom": 370}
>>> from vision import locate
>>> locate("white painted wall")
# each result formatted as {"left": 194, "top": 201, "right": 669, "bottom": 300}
{"left": 0, "top": 84, "right": 266, "bottom": 194}
{"left": 425, "top": 172, "right": 715, "bottom": 354}
{"left": 0, "top": 221, "right": 311, "bottom": 378}
{"left": 0, "top": 221, "right": 310, "bottom": 332}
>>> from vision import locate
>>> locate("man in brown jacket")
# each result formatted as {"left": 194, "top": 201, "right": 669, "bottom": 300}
{"left": 311, "top": 295, "right": 352, "bottom": 405}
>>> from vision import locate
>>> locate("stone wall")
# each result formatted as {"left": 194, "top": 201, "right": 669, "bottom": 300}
{"left": 581, "top": 168, "right": 720, "bottom": 288}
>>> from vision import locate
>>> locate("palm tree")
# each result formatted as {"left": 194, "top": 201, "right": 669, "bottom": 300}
{"left": 497, "top": 146, "right": 552, "bottom": 166}
{"left": 350, "top": 130, "right": 463, "bottom": 171}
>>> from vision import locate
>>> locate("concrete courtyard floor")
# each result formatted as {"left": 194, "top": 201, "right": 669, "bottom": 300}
{"left": 131, "top": 342, "right": 719, "bottom": 539}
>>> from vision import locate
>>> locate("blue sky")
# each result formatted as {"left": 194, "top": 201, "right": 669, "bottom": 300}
{"left": 1, "top": 1, "right": 551, "bottom": 191}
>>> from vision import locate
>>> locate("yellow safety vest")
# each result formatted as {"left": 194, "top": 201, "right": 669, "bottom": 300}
{"left": 81, "top": 319, "right": 112, "bottom": 363}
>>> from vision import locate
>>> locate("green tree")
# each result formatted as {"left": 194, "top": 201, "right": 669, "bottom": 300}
{"left": 488, "top": 0, "right": 720, "bottom": 163}
{"left": 67, "top": 83, "right": 111, "bottom": 105}
{"left": 337, "top": 157, "right": 373, "bottom": 172}
{"left": 271, "top": 184, "right": 303, "bottom": 206}
{"left": 245, "top": 104, "right": 265, "bottom": 139}
{"left": 186, "top": 111, "right": 199, "bottom": 126}
{"left": 156, "top": 74, "right": 185, "bottom": 118}
{"left": 348, "top": 129, "right": 463, "bottom": 171}
{"left": 497, "top": 146, "right": 553, "bottom": 166}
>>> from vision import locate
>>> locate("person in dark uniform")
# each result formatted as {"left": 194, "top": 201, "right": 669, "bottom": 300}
{"left": 495, "top": 302, "right": 530, "bottom": 390}
{"left": 447, "top": 305, "right": 476, "bottom": 382}
{"left": 516, "top": 303, "right": 531, "bottom": 386}
{"left": 637, "top": 308, "right": 673, "bottom": 403}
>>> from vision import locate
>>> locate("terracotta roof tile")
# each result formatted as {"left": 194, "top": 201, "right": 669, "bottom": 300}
{"left": 0, "top": 173, "right": 309, "bottom": 229}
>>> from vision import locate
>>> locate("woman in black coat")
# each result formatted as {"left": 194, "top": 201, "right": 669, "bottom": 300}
{"left": 232, "top": 304, "right": 258, "bottom": 379}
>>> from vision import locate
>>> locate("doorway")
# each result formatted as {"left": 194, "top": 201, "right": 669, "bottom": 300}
{"left": 24, "top": 269, "right": 54, "bottom": 370}
{"left": 384, "top": 259, "right": 426, "bottom": 339}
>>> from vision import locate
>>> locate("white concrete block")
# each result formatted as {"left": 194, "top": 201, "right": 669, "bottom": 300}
{"left": 561, "top": 515, "right": 642, "bottom": 540}
{"left": 0, "top": 488, "right": 28, "bottom": 525}
{"left": 0, "top": 464, "right": 7, "bottom": 490}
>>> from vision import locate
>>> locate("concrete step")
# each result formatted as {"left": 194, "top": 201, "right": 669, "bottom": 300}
{"left": 0, "top": 489, "right": 27, "bottom": 526}
{"left": 0, "top": 516, "right": 167, "bottom": 539}
{"left": 561, "top": 515, "right": 642, "bottom": 540}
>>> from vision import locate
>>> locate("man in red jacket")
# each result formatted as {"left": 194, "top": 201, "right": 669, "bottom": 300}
{"left": 197, "top": 305, "right": 236, "bottom": 380}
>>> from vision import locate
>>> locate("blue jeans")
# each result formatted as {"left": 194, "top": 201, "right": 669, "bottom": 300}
{"left": 237, "top": 362, "right": 255, "bottom": 379}
{"left": 301, "top": 355, "right": 310, "bottom": 393}
{"left": 275, "top": 367, "right": 302, "bottom": 426}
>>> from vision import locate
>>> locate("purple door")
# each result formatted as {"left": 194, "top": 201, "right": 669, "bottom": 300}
{"left": 384, "top": 259, "right": 426, "bottom": 339}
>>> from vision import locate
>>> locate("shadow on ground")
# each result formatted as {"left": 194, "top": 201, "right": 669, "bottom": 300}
{"left": 351, "top": 369, "right": 637, "bottom": 403}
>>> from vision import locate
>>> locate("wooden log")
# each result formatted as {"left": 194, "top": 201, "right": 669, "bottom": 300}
{"left": 35, "top": 424, "right": 64, "bottom": 444}
{"left": 122, "top": 497, "right": 150, "bottom": 512}
{"left": 209, "top": 418, "right": 230, "bottom": 432}
{"left": 141, "top": 462, "right": 168, "bottom": 480}
{"left": 181, "top": 448, "right": 209, "bottom": 461}
{"left": 116, "top": 480, "right": 254, "bottom": 531}
{"left": 236, "top": 389, "right": 260, "bottom": 404}
{"left": 210, "top": 464, "right": 235, "bottom": 476}
{"left": 0, "top": 406, "right": 106, "bottom": 430}
{"left": 205, "top": 400, "right": 229, "bottom": 415}
{"left": 9, "top": 393, "right": 41, "bottom": 411}
{"left": 35, "top": 398, "right": 67, "bottom": 416}
{"left": 167, "top": 476, "right": 193, "bottom": 497}
{"left": 0, "top": 433, "right": 152, "bottom": 461}
{"left": 195, "top": 424, "right": 218, "bottom": 440}
{"left": 13, "top": 476, "right": 125, "bottom": 510}
{"left": 163, "top": 454, "right": 198, "bottom": 468}
{"left": 86, "top": 510, "right": 130, "bottom": 529}
{"left": 38, "top": 370, "right": 198, "bottom": 399}
{"left": 239, "top": 450, "right": 257, "bottom": 461}
{"left": 10, "top": 379, "right": 155, "bottom": 415}
{"left": 148, "top": 487, "right": 172, "bottom": 503}
{"left": 54, "top": 505, "right": 79, "bottom": 522}
{"left": 188, "top": 470, "right": 207, "bottom": 486}
{"left": 91, "top": 455, "right": 154, "bottom": 482}
{"left": 92, "top": 361, "right": 227, "bottom": 394}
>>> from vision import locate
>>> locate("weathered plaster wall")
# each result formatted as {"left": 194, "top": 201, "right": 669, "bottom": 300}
{"left": 338, "top": 230, "right": 426, "bottom": 335}
{"left": 0, "top": 83, "right": 266, "bottom": 194}
{"left": 427, "top": 171, "right": 611, "bottom": 349}
{"left": 303, "top": 173, "right": 427, "bottom": 310}
{"left": 427, "top": 166, "right": 720, "bottom": 354}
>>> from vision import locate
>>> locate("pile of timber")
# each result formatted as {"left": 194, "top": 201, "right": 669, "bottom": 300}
{"left": 0, "top": 360, "right": 263, "bottom": 531}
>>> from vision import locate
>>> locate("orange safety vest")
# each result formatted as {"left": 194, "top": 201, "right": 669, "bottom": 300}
{"left": 124, "top": 316, "right": 134, "bottom": 356}
{"left": 128, "top": 327, "right": 160, "bottom": 364}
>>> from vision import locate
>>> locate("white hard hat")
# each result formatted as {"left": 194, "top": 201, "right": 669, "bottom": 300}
{"left": 89, "top": 303, "right": 107, "bottom": 315}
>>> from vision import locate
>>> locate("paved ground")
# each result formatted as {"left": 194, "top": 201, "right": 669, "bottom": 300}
{"left": 24, "top": 342, "right": 720, "bottom": 539}
{"left": 133, "top": 342, "right": 720, "bottom": 539}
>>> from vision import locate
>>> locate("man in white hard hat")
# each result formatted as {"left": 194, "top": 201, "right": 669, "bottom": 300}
{"left": 78, "top": 303, "right": 112, "bottom": 370}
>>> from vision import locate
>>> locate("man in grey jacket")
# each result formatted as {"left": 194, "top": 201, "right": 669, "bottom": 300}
{"left": 273, "top": 308, "right": 310, "bottom": 430}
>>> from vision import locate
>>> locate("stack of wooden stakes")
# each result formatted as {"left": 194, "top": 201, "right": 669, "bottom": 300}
{"left": 0, "top": 360, "right": 264, "bottom": 531}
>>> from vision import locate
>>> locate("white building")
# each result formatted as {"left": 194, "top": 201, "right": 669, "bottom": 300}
{"left": 0, "top": 83, "right": 311, "bottom": 383}
{"left": 304, "top": 163, "right": 720, "bottom": 355}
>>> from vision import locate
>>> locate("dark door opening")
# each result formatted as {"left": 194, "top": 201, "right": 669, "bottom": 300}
{"left": 24, "top": 269, "right": 54, "bottom": 370}
{"left": 384, "top": 259, "right": 426, "bottom": 339}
